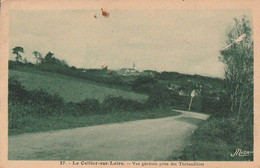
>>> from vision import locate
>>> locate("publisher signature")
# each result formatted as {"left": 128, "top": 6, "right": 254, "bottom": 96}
{"left": 231, "top": 148, "right": 253, "bottom": 157}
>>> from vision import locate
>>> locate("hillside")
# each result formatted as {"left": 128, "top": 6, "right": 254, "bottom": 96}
{"left": 9, "top": 70, "right": 148, "bottom": 103}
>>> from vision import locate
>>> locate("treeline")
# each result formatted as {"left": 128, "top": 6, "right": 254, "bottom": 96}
{"left": 10, "top": 46, "right": 223, "bottom": 92}
{"left": 11, "top": 47, "right": 127, "bottom": 86}
{"left": 156, "top": 71, "right": 223, "bottom": 84}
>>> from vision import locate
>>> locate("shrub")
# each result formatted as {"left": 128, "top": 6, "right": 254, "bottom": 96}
{"left": 144, "top": 84, "right": 172, "bottom": 109}
{"left": 76, "top": 99, "right": 101, "bottom": 114}
{"left": 8, "top": 60, "right": 24, "bottom": 69}
{"left": 8, "top": 77, "right": 29, "bottom": 103}
{"left": 101, "top": 96, "right": 143, "bottom": 113}
{"left": 27, "top": 89, "right": 64, "bottom": 108}
{"left": 132, "top": 76, "right": 157, "bottom": 92}
{"left": 8, "top": 99, "right": 65, "bottom": 129}
{"left": 8, "top": 100, "right": 31, "bottom": 129}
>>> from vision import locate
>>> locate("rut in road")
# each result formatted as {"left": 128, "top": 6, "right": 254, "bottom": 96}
{"left": 8, "top": 109, "right": 209, "bottom": 160}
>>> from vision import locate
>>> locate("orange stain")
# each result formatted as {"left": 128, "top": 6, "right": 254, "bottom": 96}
{"left": 101, "top": 8, "right": 110, "bottom": 18}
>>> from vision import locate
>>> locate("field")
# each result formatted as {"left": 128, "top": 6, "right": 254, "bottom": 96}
{"left": 9, "top": 68, "right": 180, "bottom": 135}
{"left": 9, "top": 70, "right": 148, "bottom": 103}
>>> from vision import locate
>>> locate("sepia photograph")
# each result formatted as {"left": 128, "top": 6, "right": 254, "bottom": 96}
{"left": 0, "top": 0, "right": 258, "bottom": 167}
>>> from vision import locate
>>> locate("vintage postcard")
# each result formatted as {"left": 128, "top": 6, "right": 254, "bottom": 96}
{"left": 0, "top": 0, "right": 259, "bottom": 167}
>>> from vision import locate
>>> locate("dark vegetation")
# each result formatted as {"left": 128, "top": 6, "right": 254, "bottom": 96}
{"left": 171, "top": 16, "right": 254, "bottom": 161}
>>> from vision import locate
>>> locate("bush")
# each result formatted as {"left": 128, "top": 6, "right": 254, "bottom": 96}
{"left": 8, "top": 99, "right": 65, "bottom": 129}
{"left": 9, "top": 77, "right": 65, "bottom": 116}
{"left": 144, "top": 84, "right": 172, "bottom": 109}
{"left": 8, "top": 77, "right": 29, "bottom": 103}
{"left": 101, "top": 96, "right": 143, "bottom": 113}
{"left": 27, "top": 89, "right": 64, "bottom": 108}
{"left": 132, "top": 83, "right": 156, "bottom": 94}
{"left": 132, "top": 76, "right": 157, "bottom": 92}
{"left": 8, "top": 60, "right": 24, "bottom": 69}
{"left": 8, "top": 100, "right": 32, "bottom": 129}
{"left": 76, "top": 99, "right": 101, "bottom": 114}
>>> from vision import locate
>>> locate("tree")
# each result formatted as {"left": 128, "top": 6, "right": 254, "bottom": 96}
{"left": 219, "top": 16, "right": 253, "bottom": 119}
{"left": 59, "top": 60, "right": 69, "bottom": 67}
{"left": 44, "top": 52, "right": 57, "bottom": 64}
{"left": 45, "top": 52, "right": 54, "bottom": 60}
{"left": 12, "top": 46, "right": 24, "bottom": 62}
{"left": 32, "top": 51, "right": 43, "bottom": 64}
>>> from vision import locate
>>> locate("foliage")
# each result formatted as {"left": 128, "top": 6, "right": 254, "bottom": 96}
{"left": 101, "top": 96, "right": 143, "bottom": 113}
{"left": 12, "top": 46, "right": 24, "bottom": 62}
{"left": 33, "top": 51, "right": 43, "bottom": 64}
{"left": 132, "top": 76, "right": 157, "bottom": 93}
{"left": 144, "top": 84, "right": 173, "bottom": 109}
{"left": 8, "top": 77, "right": 28, "bottom": 103}
{"left": 76, "top": 99, "right": 101, "bottom": 114}
{"left": 219, "top": 16, "right": 253, "bottom": 119}
{"left": 173, "top": 16, "right": 254, "bottom": 161}
{"left": 28, "top": 90, "right": 64, "bottom": 108}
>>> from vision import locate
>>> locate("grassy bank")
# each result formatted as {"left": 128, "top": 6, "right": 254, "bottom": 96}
{"left": 170, "top": 116, "right": 253, "bottom": 161}
{"left": 9, "top": 70, "right": 148, "bottom": 103}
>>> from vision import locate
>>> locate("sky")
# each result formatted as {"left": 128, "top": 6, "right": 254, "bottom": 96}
{"left": 9, "top": 9, "right": 251, "bottom": 78}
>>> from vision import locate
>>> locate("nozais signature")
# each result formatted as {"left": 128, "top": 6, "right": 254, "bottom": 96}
{"left": 231, "top": 148, "right": 253, "bottom": 157}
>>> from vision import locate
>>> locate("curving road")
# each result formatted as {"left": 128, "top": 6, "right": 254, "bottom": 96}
{"left": 8, "top": 109, "right": 209, "bottom": 160}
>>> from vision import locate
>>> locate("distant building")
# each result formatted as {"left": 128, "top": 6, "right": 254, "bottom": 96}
{"left": 117, "top": 68, "right": 140, "bottom": 76}
{"left": 140, "top": 70, "right": 157, "bottom": 77}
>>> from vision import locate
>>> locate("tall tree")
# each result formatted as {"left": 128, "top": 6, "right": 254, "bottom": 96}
{"left": 12, "top": 46, "right": 24, "bottom": 62}
{"left": 32, "top": 51, "right": 43, "bottom": 64}
{"left": 219, "top": 16, "right": 253, "bottom": 119}
{"left": 44, "top": 52, "right": 56, "bottom": 64}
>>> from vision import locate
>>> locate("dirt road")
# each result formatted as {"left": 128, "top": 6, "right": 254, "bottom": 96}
{"left": 8, "top": 110, "right": 209, "bottom": 160}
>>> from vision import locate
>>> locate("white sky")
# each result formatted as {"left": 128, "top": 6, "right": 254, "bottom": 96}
{"left": 9, "top": 9, "right": 251, "bottom": 78}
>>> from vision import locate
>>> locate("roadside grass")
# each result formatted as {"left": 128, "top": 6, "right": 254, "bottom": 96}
{"left": 9, "top": 107, "right": 180, "bottom": 136}
{"left": 9, "top": 70, "right": 148, "bottom": 103}
{"left": 170, "top": 116, "right": 253, "bottom": 161}
{"left": 176, "top": 117, "right": 204, "bottom": 126}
